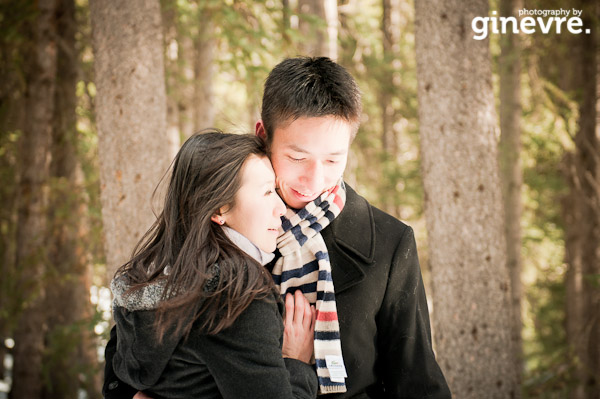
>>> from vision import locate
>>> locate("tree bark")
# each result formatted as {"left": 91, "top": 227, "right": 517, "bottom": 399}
{"left": 335, "top": 0, "right": 358, "bottom": 187}
{"left": 42, "top": 0, "right": 101, "bottom": 397}
{"left": 282, "top": 0, "right": 292, "bottom": 46}
{"left": 11, "top": 0, "right": 58, "bottom": 398}
{"left": 381, "top": 0, "right": 399, "bottom": 152}
{"left": 414, "top": 0, "right": 520, "bottom": 397}
{"left": 162, "top": 0, "right": 182, "bottom": 145}
{"left": 498, "top": 0, "right": 523, "bottom": 377}
{"left": 563, "top": 166, "right": 586, "bottom": 399}
{"left": 298, "top": 0, "right": 338, "bottom": 59}
{"left": 379, "top": 0, "right": 401, "bottom": 217}
{"left": 178, "top": 32, "right": 196, "bottom": 138}
{"left": 563, "top": 3, "right": 600, "bottom": 397}
{"left": 192, "top": 8, "right": 216, "bottom": 133}
{"left": 90, "top": 0, "right": 176, "bottom": 279}
{"left": 0, "top": 2, "right": 28, "bottom": 381}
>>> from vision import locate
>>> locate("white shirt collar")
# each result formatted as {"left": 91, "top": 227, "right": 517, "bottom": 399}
{"left": 221, "top": 226, "right": 275, "bottom": 266}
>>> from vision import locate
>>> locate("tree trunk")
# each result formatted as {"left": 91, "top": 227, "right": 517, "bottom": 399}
{"left": 192, "top": 5, "right": 216, "bottom": 133}
{"left": 562, "top": 2, "right": 600, "bottom": 398}
{"left": 379, "top": 0, "right": 401, "bottom": 217}
{"left": 41, "top": 0, "right": 101, "bottom": 397}
{"left": 336, "top": 0, "right": 358, "bottom": 187}
{"left": 11, "top": 0, "right": 58, "bottom": 398}
{"left": 563, "top": 167, "right": 586, "bottom": 399}
{"left": 414, "top": 0, "right": 520, "bottom": 397}
{"left": 563, "top": 3, "right": 600, "bottom": 397}
{"left": 298, "top": 0, "right": 338, "bottom": 59}
{"left": 179, "top": 32, "right": 196, "bottom": 138}
{"left": 162, "top": 0, "right": 182, "bottom": 146}
{"left": 282, "top": 0, "right": 292, "bottom": 46}
{"left": 90, "top": 0, "right": 176, "bottom": 279}
{"left": 0, "top": 3, "right": 28, "bottom": 381}
{"left": 381, "top": 0, "right": 399, "bottom": 151}
{"left": 498, "top": 0, "right": 523, "bottom": 377}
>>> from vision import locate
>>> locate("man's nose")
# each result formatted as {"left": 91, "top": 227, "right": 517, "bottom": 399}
{"left": 299, "top": 160, "right": 325, "bottom": 192}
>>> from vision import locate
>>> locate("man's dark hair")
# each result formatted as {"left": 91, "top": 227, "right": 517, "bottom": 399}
{"left": 261, "top": 56, "right": 362, "bottom": 145}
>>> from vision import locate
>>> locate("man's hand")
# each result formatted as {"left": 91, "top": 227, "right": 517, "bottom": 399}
{"left": 281, "top": 290, "right": 316, "bottom": 364}
{"left": 133, "top": 391, "right": 153, "bottom": 399}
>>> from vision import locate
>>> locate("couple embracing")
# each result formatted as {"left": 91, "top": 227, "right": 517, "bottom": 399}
{"left": 103, "top": 57, "right": 451, "bottom": 399}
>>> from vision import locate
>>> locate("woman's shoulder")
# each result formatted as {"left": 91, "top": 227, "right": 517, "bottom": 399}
{"left": 111, "top": 274, "right": 167, "bottom": 312}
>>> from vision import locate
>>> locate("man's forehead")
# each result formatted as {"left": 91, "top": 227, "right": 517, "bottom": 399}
{"left": 271, "top": 116, "right": 352, "bottom": 151}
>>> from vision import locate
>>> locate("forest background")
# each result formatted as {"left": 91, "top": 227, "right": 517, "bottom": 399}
{"left": 0, "top": 0, "right": 598, "bottom": 398}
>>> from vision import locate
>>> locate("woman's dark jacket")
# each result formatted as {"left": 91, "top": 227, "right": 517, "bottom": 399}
{"left": 103, "top": 275, "right": 317, "bottom": 399}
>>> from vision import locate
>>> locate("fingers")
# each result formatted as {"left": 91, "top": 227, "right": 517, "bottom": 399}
{"left": 302, "top": 296, "right": 313, "bottom": 330}
{"left": 293, "top": 290, "right": 305, "bottom": 324}
{"left": 284, "top": 292, "right": 294, "bottom": 327}
{"left": 286, "top": 290, "right": 315, "bottom": 331}
{"left": 281, "top": 290, "right": 316, "bottom": 364}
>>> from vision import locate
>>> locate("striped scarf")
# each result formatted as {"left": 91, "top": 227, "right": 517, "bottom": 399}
{"left": 272, "top": 182, "right": 347, "bottom": 394}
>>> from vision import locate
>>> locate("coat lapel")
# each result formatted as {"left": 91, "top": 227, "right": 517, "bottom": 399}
{"left": 323, "top": 184, "right": 376, "bottom": 293}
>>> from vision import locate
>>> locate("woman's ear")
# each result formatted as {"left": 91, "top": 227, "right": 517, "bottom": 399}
{"left": 211, "top": 205, "right": 231, "bottom": 225}
{"left": 211, "top": 209, "right": 226, "bottom": 225}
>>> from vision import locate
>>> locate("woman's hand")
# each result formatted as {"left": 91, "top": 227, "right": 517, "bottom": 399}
{"left": 281, "top": 290, "right": 316, "bottom": 364}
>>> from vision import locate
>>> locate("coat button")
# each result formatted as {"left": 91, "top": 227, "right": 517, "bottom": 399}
{"left": 108, "top": 381, "right": 119, "bottom": 390}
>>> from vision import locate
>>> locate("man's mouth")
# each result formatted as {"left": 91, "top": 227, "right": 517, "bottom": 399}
{"left": 291, "top": 187, "right": 316, "bottom": 199}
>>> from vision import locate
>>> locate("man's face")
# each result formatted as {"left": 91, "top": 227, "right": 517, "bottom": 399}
{"left": 266, "top": 116, "right": 352, "bottom": 209}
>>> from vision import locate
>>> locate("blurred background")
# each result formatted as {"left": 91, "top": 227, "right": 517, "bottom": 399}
{"left": 0, "top": 0, "right": 598, "bottom": 398}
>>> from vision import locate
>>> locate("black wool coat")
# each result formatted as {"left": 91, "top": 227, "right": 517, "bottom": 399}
{"left": 104, "top": 293, "right": 318, "bottom": 399}
{"left": 316, "top": 185, "right": 451, "bottom": 398}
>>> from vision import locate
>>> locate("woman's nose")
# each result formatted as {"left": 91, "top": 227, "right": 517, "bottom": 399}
{"left": 274, "top": 195, "right": 286, "bottom": 216}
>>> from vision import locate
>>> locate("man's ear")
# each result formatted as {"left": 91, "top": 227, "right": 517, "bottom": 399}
{"left": 255, "top": 120, "right": 266, "bottom": 140}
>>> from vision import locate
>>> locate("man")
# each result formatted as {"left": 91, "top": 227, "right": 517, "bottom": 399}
{"left": 103, "top": 57, "right": 450, "bottom": 398}
{"left": 255, "top": 57, "right": 450, "bottom": 398}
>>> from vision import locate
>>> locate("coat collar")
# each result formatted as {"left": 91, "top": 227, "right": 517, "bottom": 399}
{"left": 322, "top": 184, "right": 376, "bottom": 293}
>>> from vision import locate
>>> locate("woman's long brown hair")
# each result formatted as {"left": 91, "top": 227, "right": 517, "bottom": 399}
{"left": 115, "top": 131, "right": 276, "bottom": 341}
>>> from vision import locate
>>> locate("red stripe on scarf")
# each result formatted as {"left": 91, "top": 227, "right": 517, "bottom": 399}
{"left": 317, "top": 311, "right": 339, "bottom": 322}
{"left": 333, "top": 195, "right": 344, "bottom": 211}
{"left": 327, "top": 185, "right": 344, "bottom": 211}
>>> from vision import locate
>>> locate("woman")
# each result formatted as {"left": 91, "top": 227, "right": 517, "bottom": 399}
{"left": 104, "top": 131, "right": 317, "bottom": 399}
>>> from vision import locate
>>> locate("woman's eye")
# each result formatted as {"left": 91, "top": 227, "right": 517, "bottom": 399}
{"left": 290, "top": 157, "right": 304, "bottom": 162}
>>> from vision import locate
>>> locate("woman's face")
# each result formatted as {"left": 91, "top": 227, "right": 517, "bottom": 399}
{"left": 221, "top": 155, "right": 286, "bottom": 253}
